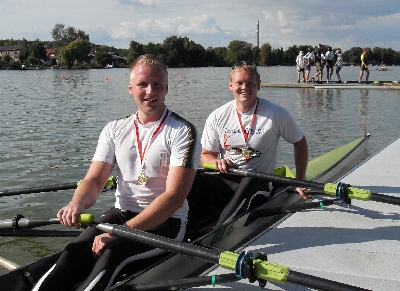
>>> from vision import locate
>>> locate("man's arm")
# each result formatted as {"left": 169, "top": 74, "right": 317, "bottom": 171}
{"left": 58, "top": 161, "right": 114, "bottom": 227}
{"left": 200, "top": 148, "right": 234, "bottom": 173}
{"left": 293, "top": 136, "right": 311, "bottom": 199}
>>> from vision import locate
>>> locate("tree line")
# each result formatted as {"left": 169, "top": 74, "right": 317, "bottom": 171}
{"left": 1, "top": 23, "right": 400, "bottom": 69}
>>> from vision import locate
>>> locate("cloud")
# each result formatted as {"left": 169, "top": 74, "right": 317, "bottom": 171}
{"left": 108, "top": 15, "right": 224, "bottom": 43}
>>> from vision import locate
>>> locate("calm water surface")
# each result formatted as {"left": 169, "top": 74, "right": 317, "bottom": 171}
{"left": 1, "top": 65, "right": 400, "bottom": 271}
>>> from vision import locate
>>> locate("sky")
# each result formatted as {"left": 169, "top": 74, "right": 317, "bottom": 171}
{"left": 1, "top": 0, "right": 400, "bottom": 52}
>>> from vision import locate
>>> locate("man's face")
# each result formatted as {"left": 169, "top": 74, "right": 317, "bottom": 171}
{"left": 129, "top": 64, "right": 168, "bottom": 119}
{"left": 229, "top": 68, "right": 260, "bottom": 108}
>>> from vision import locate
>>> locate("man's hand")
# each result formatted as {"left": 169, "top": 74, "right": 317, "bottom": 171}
{"left": 296, "top": 187, "right": 312, "bottom": 199}
{"left": 92, "top": 233, "right": 118, "bottom": 258}
{"left": 57, "top": 203, "right": 85, "bottom": 228}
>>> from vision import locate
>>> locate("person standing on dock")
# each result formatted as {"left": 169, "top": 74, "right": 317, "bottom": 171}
{"left": 325, "top": 47, "right": 334, "bottom": 83}
{"left": 359, "top": 48, "right": 370, "bottom": 83}
{"left": 296, "top": 51, "right": 306, "bottom": 83}
{"left": 32, "top": 54, "right": 201, "bottom": 291}
{"left": 303, "top": 47, "right": 314, "bottom": 83}
{"left": 334, "top": 50, "right": 343, "bottom": 83}
{"left": 189, "top": 61, "right": 310, "bottom": 228}
{"left": 311, "top": 44, "right": 323, "bottom": 83}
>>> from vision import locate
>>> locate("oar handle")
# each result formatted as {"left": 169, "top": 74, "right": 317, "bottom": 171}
{"left": 0, "top": 213, "right": 94, "bottom": 230}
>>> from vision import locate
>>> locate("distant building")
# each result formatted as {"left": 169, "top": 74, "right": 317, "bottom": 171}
{"left": 0, "top": 45, "right": 20, "bottom": 61}
{"left": 45, "top": 49, "right": 59, "bottom": 65}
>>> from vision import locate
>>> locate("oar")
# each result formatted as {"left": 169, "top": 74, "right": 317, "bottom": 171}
{"left": 203, "top": 163, "right": 400, "bottom": 206}
{"left": 0, "top": 176, "right": 116, "bottom": 197}
{"left": 90, "top": 221, "right": 370, "bottom": 291}
{"left": 245, "top": 199, "right": 335, "bottom": 226}
{"left": 0, "top": 255, "right": 19, "bottom": 271}
{"left": 0, "top": 214, "right": 93, "bottom": 238}
{"left": 110, "top": 274, "right": 241, "bottom": 290}
{"left": 0, "top": 213, "right": 93, "bottom": 230}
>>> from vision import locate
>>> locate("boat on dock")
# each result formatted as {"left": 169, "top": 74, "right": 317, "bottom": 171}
{"left": 0, "top": 135, "right": 370, "bottom": 291}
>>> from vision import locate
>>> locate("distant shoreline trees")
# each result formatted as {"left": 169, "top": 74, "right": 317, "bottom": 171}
{"left": 1, "top": 23, "right": 400, "bottom": 69}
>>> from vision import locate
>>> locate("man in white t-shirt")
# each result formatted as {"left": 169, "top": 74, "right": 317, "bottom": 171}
{"left": 191, "top": 61, "right": 309, "bottom": 228}
{"left": 296, "top": 51, "right": 305, "bottom": 83}
{"left": 325, "top": 47, "right": 334, "bottom": 83}
{"left": 34, "top": 54, "right": 201, "bottom": 291}
{"left": 334, "top": 50, "right": 343, "bottom": 83}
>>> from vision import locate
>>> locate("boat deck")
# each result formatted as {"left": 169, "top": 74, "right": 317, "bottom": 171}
{"left": 191, "top": 138, "right": 400, "bottom": 290}
{"left": 261, "top": 81, "right": 400, "bottom": 89}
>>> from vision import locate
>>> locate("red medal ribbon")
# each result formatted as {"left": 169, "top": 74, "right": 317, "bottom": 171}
{"left": 134, "top": 109, "right": 169, "bottom": 164}
{"left": 235, "top": 98, "right": 259, "bottom": 143}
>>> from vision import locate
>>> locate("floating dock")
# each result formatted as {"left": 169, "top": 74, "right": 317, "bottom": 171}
{"left": 191, "top": 137, "right": 400, "bottom": 290}
{"left": 261, "top": 81, "right": 400, "bottom": 89}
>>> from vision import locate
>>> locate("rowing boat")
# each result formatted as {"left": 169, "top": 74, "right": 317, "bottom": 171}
{"left": 0, "top": 134, "right": 369, "bottom": 291}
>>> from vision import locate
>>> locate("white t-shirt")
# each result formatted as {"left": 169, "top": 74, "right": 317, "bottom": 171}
{"left": 93, "top": 108, "right": 201, "bottom": 221}
{"left": 201, "top": 98, "right": 304, "bottom": 174}
{"left": 336, "top": 54, "right": 343, "bottom": 67}
{"left": 325, "top": 51, "right": 334, "bottom": 61}
{"left": 296, "top": 54, "right": 305, "bottom": 69}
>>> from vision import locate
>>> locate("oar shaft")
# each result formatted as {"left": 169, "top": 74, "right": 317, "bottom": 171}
{"left": 0, "top": 182, "right": 77, "bottom": 197}
{"left": 94, "top": 223, "right": 221, "bottom": 263}
{"left": 250, "top": 200, "right": 334, "bottom": 218}
{"left": 370, "top": 192, "right": 400, "bottom": 206}
{"left": 287, "top": 270, "right": 371, "bottom": 291}
{"left": 0, "top": 217, "right": 60, "bottom": 230}
{"left": 228, "top": 168, "right": 324, "bottom": 190}
{"left": 120, "top": 274, "right": 240, "bottom": 290}
{"left": 0, "top": 255, "right": 19, "bottom": 271}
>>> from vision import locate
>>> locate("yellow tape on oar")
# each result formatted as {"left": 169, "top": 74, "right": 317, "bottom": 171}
{"left": 324, "top": 183, "right": 372, "bottom": 201}
{"left": 77, "top": 176, "right": 116, "bottom": 188}
{"left": 219, "top": 251, "right": 289, "bottom": 283}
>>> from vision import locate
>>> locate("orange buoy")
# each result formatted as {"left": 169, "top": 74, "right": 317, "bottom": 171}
{"left": 105, "top": 77, "right": 109, "bottom": 81}
{"left": 61, "top": 75, "right": 65, "bottom": 78}
{"left": 179, "top": 74, "right": 182, "bottom": 78}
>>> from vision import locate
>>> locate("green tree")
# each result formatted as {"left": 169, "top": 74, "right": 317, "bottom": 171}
{"left": 344, "top": 47, "right": 363, "bottom": 65}
{"left": 31, "top": 40, "right": 47, "bottom": 65}
{"left": 225, "top": 40, "right": 253, "bottom": 65}
{"left": 51, "top": 23, "right": 89, "bottom": 48}
{"left": 205, "top": 46, "right": 228, "bottom": 67}
{"left": 127, "top": 40, "right": 145, "bottom": 64}
{"left": 18, "top": 38, "right": 30, "bottom": 64}
{"left": 259, "top": 43, "right": 272, "bottom": 65}
{"left": 59, "top": 39, "right": 90, "bottom": 68}
{"left": 94, "top": 50, "right": 113, "bottom": 67}
{"left": 161, "top": 36, "right": 186, "bottom": 67}
{"left": 143, "top": 42, "right": 162, "bottom": 56}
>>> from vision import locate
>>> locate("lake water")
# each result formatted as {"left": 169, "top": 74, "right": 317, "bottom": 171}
{"left": 1, "top": 65, "right": 400, "bottom": 273}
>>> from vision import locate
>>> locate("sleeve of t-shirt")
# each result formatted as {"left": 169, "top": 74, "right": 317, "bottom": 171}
{"left": 272, "top": 106, "right": 304, "bottom": 144}
{"left": 201, "top": 112, "right": 222, "bottom": 153}
{"left": 92, "top": 122, "right": 116, "bottom": 165}
{"left": 169, "top": 123, "right": 201, "bottom": 169}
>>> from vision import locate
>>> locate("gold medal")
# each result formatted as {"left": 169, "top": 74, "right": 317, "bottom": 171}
{"left": 137, "top": 173, "right": 148, "bottom": 185}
